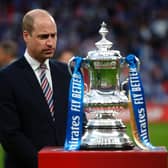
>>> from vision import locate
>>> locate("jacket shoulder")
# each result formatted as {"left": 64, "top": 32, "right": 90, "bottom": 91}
{"left": 49, "top": 59, "right": 70, "bottom": 75}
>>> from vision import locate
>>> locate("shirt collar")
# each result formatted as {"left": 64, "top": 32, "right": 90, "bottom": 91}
{"left": 24, "top": 49, "right": 50, "bottom": 71}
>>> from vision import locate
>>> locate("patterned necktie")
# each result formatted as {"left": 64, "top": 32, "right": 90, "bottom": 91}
{"left": 39, "top": 64, "right": 55, "bottom": 118}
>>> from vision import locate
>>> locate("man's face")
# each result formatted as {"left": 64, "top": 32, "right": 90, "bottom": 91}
{"left": 23, "top": 16, "right": 57, "bottom": 63}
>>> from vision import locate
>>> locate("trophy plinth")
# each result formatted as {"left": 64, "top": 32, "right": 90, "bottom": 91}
{"left": 80, "top": 22, "right": 134, "bottom": 150}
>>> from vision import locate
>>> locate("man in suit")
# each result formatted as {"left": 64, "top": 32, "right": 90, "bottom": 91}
{"left": 0, "top": 40, "right": 18, "bottom": 69}
{"left": 0, "top": 9, "right": 71, "bottom": 168}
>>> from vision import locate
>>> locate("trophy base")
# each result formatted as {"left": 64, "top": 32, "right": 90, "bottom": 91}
{"left": 80, "top": 144, "right": 134, "bottom": 150}
{"left": 80, "top": 119, "right": 134, "bottom": 151}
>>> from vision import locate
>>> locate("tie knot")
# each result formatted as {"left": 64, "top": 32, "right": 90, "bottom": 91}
{"left": 40, "top": 63, "right": 47, "bottom": 70}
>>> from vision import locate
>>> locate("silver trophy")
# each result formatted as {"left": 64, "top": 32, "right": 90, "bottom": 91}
{"left": 69, "top": 22, "right": 136, "bottom": 150}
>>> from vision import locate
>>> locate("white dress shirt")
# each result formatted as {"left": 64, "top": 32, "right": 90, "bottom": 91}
{"left": 24, "top": 50, "right": 53, "bottom": 90}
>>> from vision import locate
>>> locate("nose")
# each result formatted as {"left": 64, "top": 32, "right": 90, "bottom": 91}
{"left": 46, "top": 35, "right": 56, "bottom": 47}
{"left": 46, "top": 37, "right": 53, "bottom": 46}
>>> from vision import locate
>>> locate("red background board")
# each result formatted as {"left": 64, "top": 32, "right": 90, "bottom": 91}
{"left": 118, "top": 102, "right": 168, "bottom": 123}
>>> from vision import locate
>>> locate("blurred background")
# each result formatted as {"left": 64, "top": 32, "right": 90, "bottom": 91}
{"left": 0, "top": 0, "right": 168, "bottom": 167}
{"left": 0, "top": 0, "right": 168, "bottom": 102}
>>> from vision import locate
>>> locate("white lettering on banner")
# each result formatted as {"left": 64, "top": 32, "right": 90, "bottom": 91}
{"left": 69, "top": 73, "right": 82, "bottom": 149}
{"left": 129, "top": 68, "right": 144, "bottom": 105}
{"left": 129, "top": 67, "right": 149, "bottom": 142}
{"left": 71, "top": 99, "right": 81, "bottom": 112}
{"left": 138, "top": 108, "right": 148, "bottom": 141}
{"left": 133, "top": 94, "right": 144, "bottom": 105}
{"left": 71, "top": 73, "right": 82, "bottom": 112}
{"left": 72, "top": 73, "right": 82, "bottom": 99}
{"left": 68, "top": 115, "right": 80, "bottom": 150}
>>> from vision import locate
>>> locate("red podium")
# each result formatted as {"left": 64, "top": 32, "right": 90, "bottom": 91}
{"left": 38, "top": 147, "right": 168, "bottom": 168}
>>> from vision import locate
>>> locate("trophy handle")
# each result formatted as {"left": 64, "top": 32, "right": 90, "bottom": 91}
{"left": 68, "top": 57, "right": 89, "bottom": 92}
{"left": 121, "top": 56, "right": 140, "bottom": 91}
{"left": 68, "top": 56, "right": 76, "bottom": 76}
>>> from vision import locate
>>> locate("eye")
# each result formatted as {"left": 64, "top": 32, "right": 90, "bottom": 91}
{"left": 38, "top": 34, "right": 49, "bottom": 39}
{"left": 51, "top": 33, "right": 56, "bottom": 38}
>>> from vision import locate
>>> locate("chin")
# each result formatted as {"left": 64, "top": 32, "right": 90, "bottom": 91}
{"left": 45, "top": 54, "right": 54, "bottom": 59}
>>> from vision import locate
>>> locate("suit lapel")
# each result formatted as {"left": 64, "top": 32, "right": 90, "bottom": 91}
{"left": 18, "top": 57, "right": 55, "bottom": 124}
{"left": 49, "top": 61, "right": 58, "bottom": 108}
{"left": 19, "top": 57, "right": 42, "bottom": 94}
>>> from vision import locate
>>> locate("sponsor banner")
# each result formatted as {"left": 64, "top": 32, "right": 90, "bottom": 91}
{"left": 64, "top": 57, "right": 84, "bottom": 150}
{"left": 119, "top": 102, "right": 168, "bottom": 123}
{"left": 126, "top": 54, "right": 162, "bottom": 150}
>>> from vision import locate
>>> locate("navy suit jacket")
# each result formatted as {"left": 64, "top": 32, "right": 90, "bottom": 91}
{"left": 0, "top": 56, "right": 71, "bottom": 168}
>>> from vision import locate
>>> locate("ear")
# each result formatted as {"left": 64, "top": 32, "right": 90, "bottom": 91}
{"left": 23, "top": 31, "right": 30, "bottom": 42}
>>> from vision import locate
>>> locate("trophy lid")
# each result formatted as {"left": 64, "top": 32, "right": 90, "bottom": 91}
{"left": 87, "top": 22, "right": 122, "bottom": 60}
{"left": 95, "top": 22, "right": 113, "bottom": 51}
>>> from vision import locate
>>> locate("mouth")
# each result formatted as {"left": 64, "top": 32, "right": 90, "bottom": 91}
{"left": 43, "top": 49, "right": 55, "bottom": 55}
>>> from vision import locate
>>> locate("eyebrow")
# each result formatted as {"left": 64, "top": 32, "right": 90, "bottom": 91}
{"left": 37, "top": 33, "right": 56, "bottom": 39}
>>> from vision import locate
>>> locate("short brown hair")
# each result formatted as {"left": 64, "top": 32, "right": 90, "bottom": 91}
{"left": 22, "top": 14, "right": 34, "bottom": 35}
{"left": 22, "top": 9, "right": 53, "bottom": 35}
